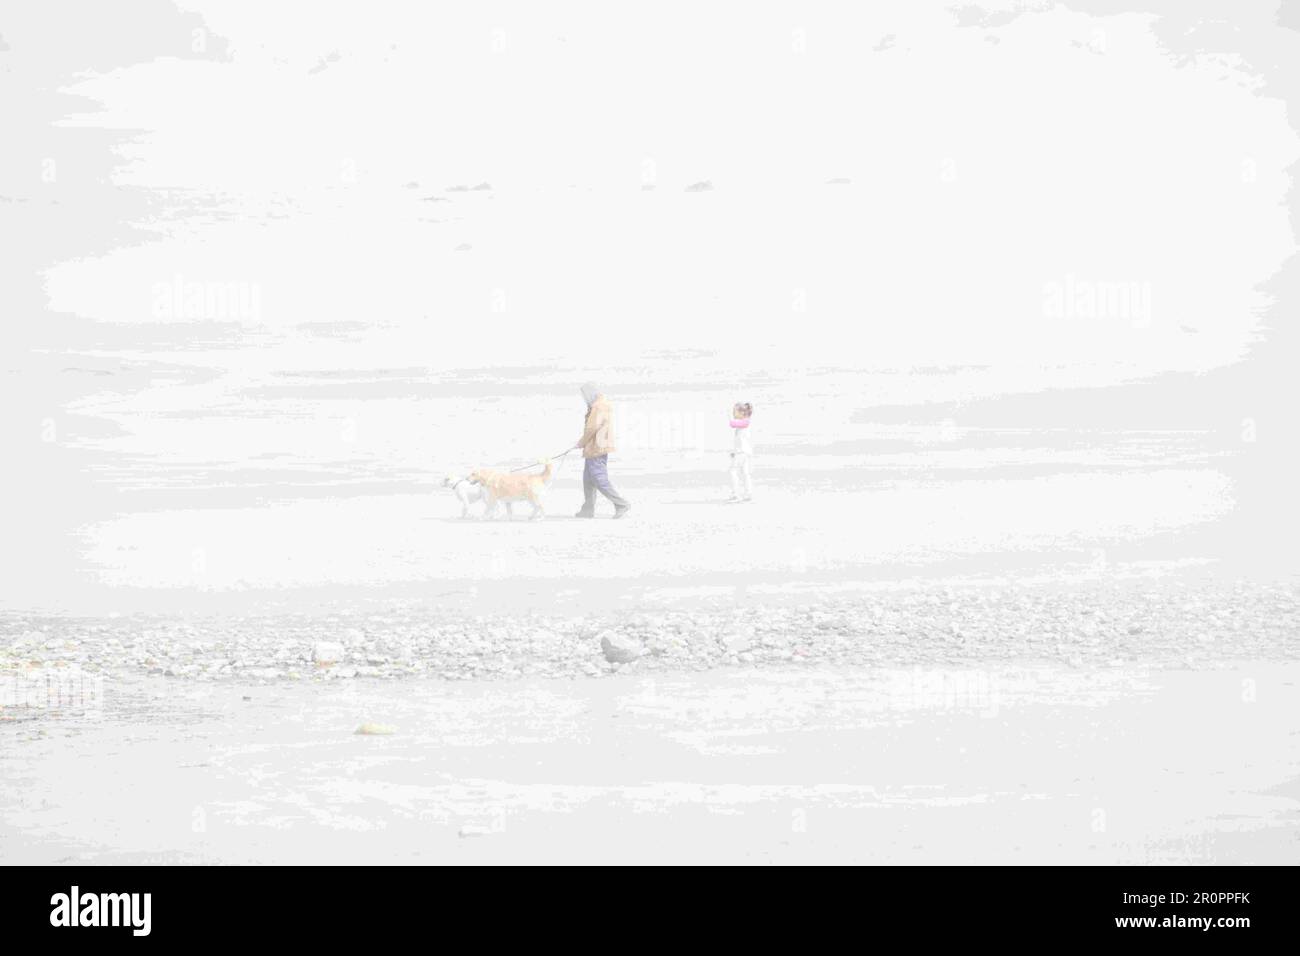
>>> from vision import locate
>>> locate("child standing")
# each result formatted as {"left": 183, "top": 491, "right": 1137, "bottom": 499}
{"left": 728, "top": 402, "right": 754, "bottom": 502}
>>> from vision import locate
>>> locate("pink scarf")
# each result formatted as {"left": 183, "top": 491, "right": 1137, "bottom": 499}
{"left": 729, "top": 419, "right": 750, "bottom": 429}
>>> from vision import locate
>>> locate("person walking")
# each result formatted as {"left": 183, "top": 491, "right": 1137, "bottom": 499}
{"left": 573, "top": 382, "right": 631, "bottom": 519}
{"left": 727, "top": 401, "right": 754, "bottom": 502}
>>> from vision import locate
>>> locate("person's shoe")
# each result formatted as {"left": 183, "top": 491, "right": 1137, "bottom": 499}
{"left": 726, "top": 495, "right": 741, "bottom": 503}
{"left": 574, "top": 508, "right": 595, "bottom": 518}
{"left": 613, "top": 504, "right": 632, "bottom": 519}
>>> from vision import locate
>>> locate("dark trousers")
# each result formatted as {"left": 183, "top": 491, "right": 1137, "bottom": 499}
{"left": 581, "top": 454, "right": 628, "bottom": 512}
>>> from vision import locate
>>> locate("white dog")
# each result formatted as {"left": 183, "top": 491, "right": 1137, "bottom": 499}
{"left": 442, "top": 474, "right": 486, "bottom": 518}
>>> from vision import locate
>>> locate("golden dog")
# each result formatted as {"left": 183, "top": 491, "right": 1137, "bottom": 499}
{"left": 469, "top": 460, "right": 553, "bottom": 520}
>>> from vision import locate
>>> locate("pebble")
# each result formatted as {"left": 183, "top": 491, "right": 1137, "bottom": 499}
{"left": 599, "top": 631, "right": 643, "bottom": 664}
{"left": 719, "top": 626, "right": 753, "bottom": 654}
{"left": 312, "top": 641, "right": 345, "bottom": 663}
{"left": 0, "top": 581, "right": 1293, "bottom": 686}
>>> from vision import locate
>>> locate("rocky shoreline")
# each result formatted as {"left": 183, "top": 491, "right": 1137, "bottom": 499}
{"left": 2, "top": 581, "right": 1297, "bottom": 685}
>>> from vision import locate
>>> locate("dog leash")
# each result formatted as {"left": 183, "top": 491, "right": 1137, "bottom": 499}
{"left": 505, "top": 446, "right": 576, "bottom": 473}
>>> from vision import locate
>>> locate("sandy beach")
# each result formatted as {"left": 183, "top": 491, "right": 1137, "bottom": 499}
{"left": 4, "top": 660, "right": 1297, "bottom": 865}
{"left": 4, "top": 575, "right": 1298, "bottom": 864}
{"left": 4, "top": 355, "right": 1298, "bottom": 865}
{"left": 4, "top": 1, "right": 1299, "bottom": 868}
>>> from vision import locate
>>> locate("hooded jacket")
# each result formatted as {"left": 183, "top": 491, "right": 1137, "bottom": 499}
{"left": 577, "top": 384, "right": 615, "bottom": 458}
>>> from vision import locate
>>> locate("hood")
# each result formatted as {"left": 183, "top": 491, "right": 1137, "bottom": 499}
{"left": 580, "top": 382, "right": 602, "bottom": 406}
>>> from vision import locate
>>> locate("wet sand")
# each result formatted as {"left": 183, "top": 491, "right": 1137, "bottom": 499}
{"left": 3, "top": 663, "right": 1297, "bottom": 865}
